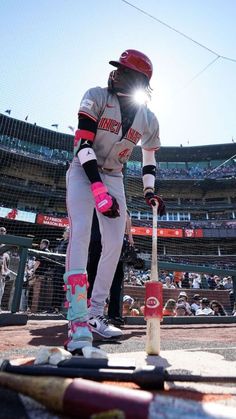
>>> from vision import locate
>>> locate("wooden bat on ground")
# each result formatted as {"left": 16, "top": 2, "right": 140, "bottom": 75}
{"left": 145, "top": 202, "right": 163, "bottom": 355}
{"left": 0, "top": 370, "right": 236, "bottom": 419}
{"left": 0, "top": 372, "right": 152, "bottom": 419}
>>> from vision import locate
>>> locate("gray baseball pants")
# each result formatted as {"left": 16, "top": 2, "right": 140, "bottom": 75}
{"left": 66, "top": 157, "right": 127, "bottom": 317}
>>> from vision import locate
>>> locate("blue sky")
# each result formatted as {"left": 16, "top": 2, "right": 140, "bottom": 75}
{"left": 1, "top": 0, "right": 236, "bottom": 147}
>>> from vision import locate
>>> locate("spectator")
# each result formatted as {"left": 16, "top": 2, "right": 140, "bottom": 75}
{"left": 0, "top": 227, "right": 7, "bottom": 235}
{"left": 163, "top": 276, "right": 176, "bottom": 289}
{"left": 210, "top": 300, "right": 227, "bottom": 316}
{"left": 178, "top": 291, "right": 192, "bottom": 314}
{"left": 208, "top": 275, "right": 217, "bottom": 290}
{"left": 223, "top": 276, "right": 233, "bottom": 290}
{"left": 163, "top": 299, "right": 177, "bottom": 316}
{"left": 130, "top": 298, "right": 143, "bottom": 316}
{"left": 192, "top": 274, "right": 201, "bottom": 289}
{"left": 176, "top": 298, "right": 192, "bottom": 316}
{"left": 195, "top": 298, "right": 214, "bottom": 316}
{"left": 214, "top": 276, "right": 225, "bottom": 290}
{"left": 0, "top": 226, "right": 10, "bottom": 311}
{"left": 56, "top": 228, "right": 70, "bottom": 254}
{"left": 200, "top": 274, "right": 209, "bottom": 289}
{"left": 20, "top": 255, "right": 36, "bottom": 312}
{"left": 181, "top": 272, "right": 190, "bottom": 289}
{"left": 130, "top": 306, "right": 140, "bottom": 316}
{"left": 190, "top": 294, "right": 201, "bottom": 315}
{"left": 29, "top": 239, "right": 53, "bottom": 312}
{"left": 122, "top": 295, "right": 135, "bottom": 316}
{"left": 139, "top": 302, "right": 145, "bottom": 316}
{"left": 173, "top": 271, "right": 183, "bottom": 288}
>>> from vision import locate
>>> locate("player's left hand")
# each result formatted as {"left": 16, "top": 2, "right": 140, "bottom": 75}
{"left": 144, "top": 191, "right": 166, "bottom": 216}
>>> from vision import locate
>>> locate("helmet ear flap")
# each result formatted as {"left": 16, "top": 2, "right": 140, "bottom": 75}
{"left": 108, "top": 70, "right": 116, "bottom": 91}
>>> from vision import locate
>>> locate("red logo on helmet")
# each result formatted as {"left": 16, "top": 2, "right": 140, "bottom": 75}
{"left": 121, "top": 51, "right": 129, "bottom": 59}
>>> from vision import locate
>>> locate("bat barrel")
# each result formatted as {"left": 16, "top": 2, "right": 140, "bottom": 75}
{"left": 64, "top": 378, "right": 153, "bottom": 418}
{"left": 0, "top": 371, "right": 154, "bottom": 419}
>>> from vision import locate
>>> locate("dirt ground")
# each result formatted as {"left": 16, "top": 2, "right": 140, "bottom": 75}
{"left": 0, "top": 319, "right": 236, "bottom": 418}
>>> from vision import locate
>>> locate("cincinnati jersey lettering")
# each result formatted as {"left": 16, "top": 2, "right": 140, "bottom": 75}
{"left": 98, "top": 117, "right": 121, "bottom": 134}
{"left": 98, "top": 117, "right": 142, "bottom": 144}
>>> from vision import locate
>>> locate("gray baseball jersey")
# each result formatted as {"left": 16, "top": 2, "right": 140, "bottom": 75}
{"left": 77, "top": 86, "right": 160, "bottom": 172}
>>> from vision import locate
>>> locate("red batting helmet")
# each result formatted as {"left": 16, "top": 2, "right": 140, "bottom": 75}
{"left": 109, "top": 49, "right": 153, "bottom": 81}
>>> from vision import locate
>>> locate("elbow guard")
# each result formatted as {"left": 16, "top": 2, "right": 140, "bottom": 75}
{"left": 74, "top": 129, "right": 95, "bottom": 156}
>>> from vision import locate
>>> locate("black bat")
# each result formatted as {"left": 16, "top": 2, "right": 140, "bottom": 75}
{"left": 1, "top": 360, "right": 236, "bottom": 390}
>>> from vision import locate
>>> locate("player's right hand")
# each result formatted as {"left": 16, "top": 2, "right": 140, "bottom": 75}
{"left": 91, "top": 182, "right": 120, "bottom": 218}
{"left": 144, "top": 189, "right": 166, "bottom": 216}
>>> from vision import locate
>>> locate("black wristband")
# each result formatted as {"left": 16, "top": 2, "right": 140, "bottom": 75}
{"left": 142, "top": 165, "right": 156, "bottom": 177}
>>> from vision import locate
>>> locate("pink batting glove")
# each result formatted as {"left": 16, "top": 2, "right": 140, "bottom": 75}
{"left": 91, "top": 182, "right": 113, "bottom": 214}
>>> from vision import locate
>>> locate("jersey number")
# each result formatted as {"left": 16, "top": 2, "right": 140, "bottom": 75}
{"left": 118, "top": 148, "right": 130, "bottom": 162}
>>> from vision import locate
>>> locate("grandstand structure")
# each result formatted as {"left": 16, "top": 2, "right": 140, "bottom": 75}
{"left": 126, "top": 144, "right": 236, "bottom": 270}
{"left": 0, "top": 113, "right": 236, "bottom": 314}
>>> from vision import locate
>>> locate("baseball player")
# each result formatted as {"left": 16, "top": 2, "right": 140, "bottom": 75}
{"left": 64, "top": 49, "right": 165, "bottom": 353}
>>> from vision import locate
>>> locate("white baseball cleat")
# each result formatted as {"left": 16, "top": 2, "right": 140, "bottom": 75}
{"left": 88, "top": 315, "right": 123, "bottom": 338}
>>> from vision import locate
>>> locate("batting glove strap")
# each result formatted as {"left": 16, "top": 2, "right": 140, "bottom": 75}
{"left": 91, "top": 182, "right": 108, "bottom": 197}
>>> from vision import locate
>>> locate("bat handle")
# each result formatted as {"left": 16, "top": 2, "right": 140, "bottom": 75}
{"left": 151, "top": 202, "right": 158, "bottom": 282}
{"left": 146, "top": 317, "right": 161, "bottom": 355}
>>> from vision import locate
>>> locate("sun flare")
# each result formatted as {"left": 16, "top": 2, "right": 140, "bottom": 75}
{"left": 133, "top": 89, "right": 149, "bottom": 105}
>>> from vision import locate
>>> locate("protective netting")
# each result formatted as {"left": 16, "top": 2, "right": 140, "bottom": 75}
{"left": 0, "top": 113, "right": 236, "bottom": 315}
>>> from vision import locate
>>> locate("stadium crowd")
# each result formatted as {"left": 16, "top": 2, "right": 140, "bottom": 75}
{"left": 1, "top": 134, "right": 235, "bottom": 180}
{"left": 123, "top": 269, "right": 235, "bottom": 317}
{"left": 124, "top": 267, "right": 233, "bottom": 291}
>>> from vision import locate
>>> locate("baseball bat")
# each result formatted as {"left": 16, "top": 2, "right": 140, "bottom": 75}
{"left": 0, "top": 372, "right": 152, "bottom": 418}
{"left": 0, "top": 361, "right": 164, "bottom": 389}
{"left": 2, "top": 360, "right": 235, "bottom": 387}
{"left": 145, "top": 202, "right": 162, "bottom": 355}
